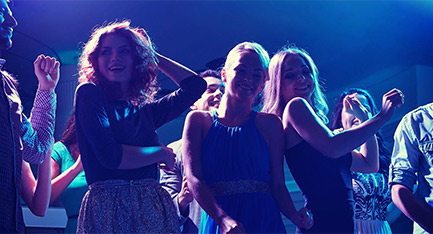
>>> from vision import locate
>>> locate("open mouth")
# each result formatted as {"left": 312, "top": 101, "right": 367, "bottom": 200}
{"left": 295, "top": 85, "right": 309, "bottom": 91}
{"left": 238, "top": 83, "right": 253, "bottom": 91}
{"left": 108, "top": 66, "right": 125, "bottom": 72}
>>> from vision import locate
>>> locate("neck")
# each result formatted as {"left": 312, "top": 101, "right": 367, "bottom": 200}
{"left": 217, "top": 95, "right": 253, "bottom": 126}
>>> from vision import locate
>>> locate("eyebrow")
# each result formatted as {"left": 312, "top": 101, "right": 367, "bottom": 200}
{"left": 284, "top": 65, "right": 308, "bottom": 73}
{"left": 100, "top": 45, "right": 132, "bottom": 49}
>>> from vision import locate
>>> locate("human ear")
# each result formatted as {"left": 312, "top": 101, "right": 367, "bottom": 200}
{"left": 221, "top": 68, "right": 227, "bottom": 83}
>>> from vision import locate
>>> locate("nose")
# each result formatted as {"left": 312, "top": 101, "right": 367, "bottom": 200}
{"left": 296, "top": 73, "right": 306, "bottom": 82}
{"left": 4, "top": 12, "right": 18, "bottom": 28}
{"left": 214, "top": 88, "right": 223, "bottom": 99}
{"left": 242, "top": 73, "right": 253, "bottom": 83}
{"left": 111, "top": 51, "right": 120, "bottom": 61}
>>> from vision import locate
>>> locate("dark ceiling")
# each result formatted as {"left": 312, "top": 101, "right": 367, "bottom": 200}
{"left": 3, "top": 0, "right": 433, "bottom": 105}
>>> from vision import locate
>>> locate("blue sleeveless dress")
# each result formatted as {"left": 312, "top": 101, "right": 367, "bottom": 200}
{"left": 199, "top": 111, "right": 286, "bottom": 234}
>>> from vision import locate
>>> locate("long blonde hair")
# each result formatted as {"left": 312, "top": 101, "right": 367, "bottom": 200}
{"left": 262, "top": 46, "right": 328, "bottom": 123}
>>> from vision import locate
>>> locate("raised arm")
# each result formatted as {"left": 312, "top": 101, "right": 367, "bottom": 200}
{"left": 341, "top": 94, "right": 379, "bottom": 173}
{"left": 20, "top": 142, "right": 53, "bottom": 217}
{"left": 183, "top": 111, "right": 245, "bottom": 233}
{"left": 156, "top": 53, "right": 198, "bottom": 85}
{"left": 284, "top": 89, "right": 403, "bottom": 158}
{"left": 21, "top": 55, "right": 60, "bottom": 164}
{"left": 134, "top": 28, "right": 198, "bottom": 85}
{"left": 257, "top": 113, "right": 313, "bottom": 229}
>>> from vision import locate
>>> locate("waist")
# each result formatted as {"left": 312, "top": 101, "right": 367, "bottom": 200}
{"left": 208, "top": 180, "right": 270, "bottom": 196}
{"left": 89, "top": 178, "right": 157, "bottom": 190}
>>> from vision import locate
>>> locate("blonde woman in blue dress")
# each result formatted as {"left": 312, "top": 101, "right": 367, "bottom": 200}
{"left": 183, "top": 42, "right": 313, "bottom": 233}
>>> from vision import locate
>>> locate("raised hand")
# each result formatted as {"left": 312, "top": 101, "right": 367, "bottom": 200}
{"left": 134, "top": 28, "right": 155, "bottom": 51}
{"left": 378, "top": 88, "right": 404, "bottom": 121}
{"left": 343, "top": 93, "right": 371, "bottom": 122}
{"left": 33, "top": 55, "right": 60, "bottom": 91}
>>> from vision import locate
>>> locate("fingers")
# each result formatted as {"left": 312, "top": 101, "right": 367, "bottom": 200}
{"left": 33, "top": 54, "right": 42, "bottom": 68}
{"left": 296, "top": 207, "right": 314, "bottom": 229}
{"left": 383, "top": 88, "right": 404, "bottom": 108}
{"left": 34, "top": 54, "right": 60, "bottom": 74}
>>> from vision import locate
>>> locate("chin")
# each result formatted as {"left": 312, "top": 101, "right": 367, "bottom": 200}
{"left": 0, "top": 39, "right": 12, "bottom": 50}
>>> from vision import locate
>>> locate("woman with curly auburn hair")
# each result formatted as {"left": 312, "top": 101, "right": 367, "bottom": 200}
{"left": 74, "top": 20, "right": 206, "bottom": 233}
{"left": 262, "top": 45, "right": 404, "bottom": 233}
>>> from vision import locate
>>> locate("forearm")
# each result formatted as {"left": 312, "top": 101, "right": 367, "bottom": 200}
{"left": 188, "top": 176, "right": 228, "bottom": 225}
{"left": 271, "top": 184, "right": 297, "bottom": 222}
{"left": 328, "top": 115, "right": 387, "bottom": 158}
{"left": 391, "top": 184, "right": 433, "bottom": 232}
{"left": 30, "top": 158, "right": 51, "bottom": 216}
{"left": 22, "top": 89, "right": 56, "bottom": 164}
{"left": 118, "top": 145, "right": 165, "bottom": 169}
{"left": 156, "top": 53, "right": 197, "bottom": 86}
{"left": 50, "top": 163, "right": 82, "bottom": 203}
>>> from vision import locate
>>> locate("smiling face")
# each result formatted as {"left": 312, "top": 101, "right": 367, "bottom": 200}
{"left": 192, "top": 76, "right": 224, "bottom": 111}
{"left": 97, "top": 33, "right": 134, "bottom": 90}
{"left": 341, "top": 93, "right": 371, "bottom": 129}
{"left": 222, "top": 51, "right": 266, "bottom": 101}
{"left": 280, "top": 54, "right": 314, "bottom": 104}
{"left": 0, "top": 0, "right": 17, "bottom": 50}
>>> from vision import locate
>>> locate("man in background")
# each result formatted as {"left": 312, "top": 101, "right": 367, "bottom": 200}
{"left": 390, "top": 102, "right": 433, "bottom": 233}
{"left": 160, "top": 69, "right": 224, "bottom": 233}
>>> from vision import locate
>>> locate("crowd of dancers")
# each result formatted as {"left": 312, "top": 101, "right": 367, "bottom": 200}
{"left": 1, "top": 1, "right": 432, "bottom": 233}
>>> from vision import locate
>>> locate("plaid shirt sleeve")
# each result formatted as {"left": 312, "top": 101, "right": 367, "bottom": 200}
{"left": 20, "top": 89, "right": 56, "bottom": 164}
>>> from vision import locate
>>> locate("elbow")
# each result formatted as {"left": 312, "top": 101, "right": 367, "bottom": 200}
{"left": 370, "top": 164, "right": 379, "bottom": 173}
{"left": 29, "top": 207, "right": 48, "bottom": 217}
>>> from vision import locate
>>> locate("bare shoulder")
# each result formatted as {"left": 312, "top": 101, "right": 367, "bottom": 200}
{"left": 283, "top": 97, "right": 314, "bottom": 122}
{"left": 256, "top": 112, "right": 284, "bottom": 138}
{"left": 256, "top": 112, "right": 282, "bottom": 127}
{"left": 185, "top": 110, "right": 214, "bottom": 128}
{"left": 285, "top": 97, "right": 309, "bottom": 112}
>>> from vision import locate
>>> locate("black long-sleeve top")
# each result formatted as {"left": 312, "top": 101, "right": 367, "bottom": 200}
{"left": 75, "top": 75, "right": 206, "bottom": 185}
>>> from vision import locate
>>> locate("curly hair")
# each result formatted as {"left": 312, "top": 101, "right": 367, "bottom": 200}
{"left": 60, "top": 111, "right": 77, "bottom": 148}
{"left": 262, "top": 45, "right": 328, "bottom": 123}
{"left": 78, "top": 20, "right": 159, "bottom": 106}
{"left": 331, "top": 88, "right": 392, "bottom": 180}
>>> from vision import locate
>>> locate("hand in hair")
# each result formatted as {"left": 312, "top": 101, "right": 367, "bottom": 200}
{"left": 134, "top": 28, "right": 154, "bottom": 52}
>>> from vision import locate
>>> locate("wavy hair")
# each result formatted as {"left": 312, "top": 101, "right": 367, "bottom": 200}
{"left": 262, "top": 46, "right": 328, "bottom": 123}
{"left": 60, "top": 111, "right": 77, "bottom": 148}
{"left": 78, "top": 20, "right": 158, "bottom": 106}
{"left": 331, "top": 88, "right": 391, "bottom": 180}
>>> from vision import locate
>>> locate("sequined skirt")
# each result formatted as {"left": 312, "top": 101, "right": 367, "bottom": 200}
{"left": 77, "top": 179, "right": 179, "bottom": 233}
